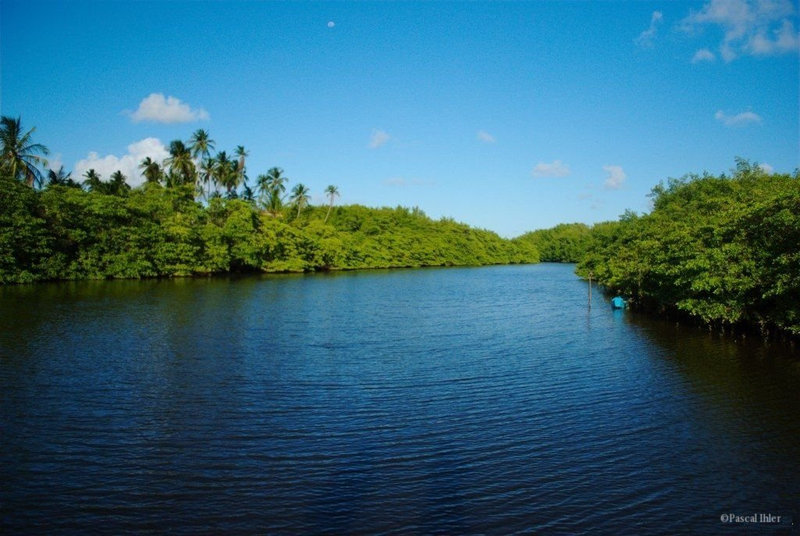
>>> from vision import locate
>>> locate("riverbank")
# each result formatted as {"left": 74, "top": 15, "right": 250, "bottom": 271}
{"left": 4, "top": 161, "right": 798, "bottom": 343}
{"left": 576, "top": 160, "right": 800, "bottom": 341}
{"left": 0, "top": 174, "right": 540, "bottom": 284}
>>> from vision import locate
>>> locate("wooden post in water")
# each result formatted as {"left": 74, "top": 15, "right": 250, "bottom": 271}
{"left": 588, "top": 271, "right": 593, "bottom": 309}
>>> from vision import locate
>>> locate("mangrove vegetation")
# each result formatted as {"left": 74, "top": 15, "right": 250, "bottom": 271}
{"left": 3, "top": 116, "right": 799, "bottom": 338}
{"left": 577, "top": 159, "right": 800, "bottom": 337}
{"left": 515, "top": 223, "right": 592, "bottom": 263}
{"left": 0, "top": 117, "right": 539, "bottom": 283}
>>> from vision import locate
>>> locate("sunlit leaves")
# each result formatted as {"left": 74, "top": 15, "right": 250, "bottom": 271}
{"left": 579, "top": 162, "right": 800, "bottom": 335}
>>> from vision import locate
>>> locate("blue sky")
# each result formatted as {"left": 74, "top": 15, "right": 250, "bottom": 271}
{"left": 2, "top": 0, "right": 798, "bottom": 237}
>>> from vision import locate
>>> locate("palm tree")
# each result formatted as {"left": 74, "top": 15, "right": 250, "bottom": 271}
{"left": 109, "top": 170, "right": 131, "bottom": 196}
{"left": 46, "top": 166, "right": 80, "bottom": 188}
{"left": 199, "top": 155, "right": 217, "bottom": 199}
{"left": 189, "top": 129, "right": 215, "bottom": 161}
{"left": 256, "top": 167, "right": 288, "bottom": 214}
{"left": 0, "top": 116, "right": 49, "bottom": 187}
{"left": 164, "top": 140, "right": 196, "bottom": 187}
{"left": 290, "top": 183, "right": 311, "bottom": 218}
{"left": 324, "top": 184, "right": 340, "bottom": 223}
{"left": 241, "top": 184, "right": 255, "bottom": 203}
{"left": 190, "top": 130, "right": 214, "bottom": 199}
{"left": 255, "top": 173, "right": 271, "bottom": 207}
{"left": 139, "top": 157, "right": 164, "bottom": 184}
{"left": 235, "top": 145, "right": 249, "bottom": 189}
{"left": 213, "top": 150, "right": 239, "bottom": 197}
{"left": 266, "top": 167, "right": 288, "bottom": 193}
{"left": 83, "top": 169, "right": 105, "bottom": 193}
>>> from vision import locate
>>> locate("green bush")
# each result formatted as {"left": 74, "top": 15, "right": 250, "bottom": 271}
{"left": 577, "top": 160, "right": 800, "bottom": 336}
{"left": 0, "top": 173, "right": 540, "bottom": 283}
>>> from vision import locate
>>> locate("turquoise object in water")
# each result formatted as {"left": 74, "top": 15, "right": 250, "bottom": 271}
{"left": 611, "top": 296, "right": 626, "bottom": 309}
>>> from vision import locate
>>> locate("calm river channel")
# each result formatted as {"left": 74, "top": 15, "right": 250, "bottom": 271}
{"left": 1, "top": 263, "right": 798, "bottom": 534}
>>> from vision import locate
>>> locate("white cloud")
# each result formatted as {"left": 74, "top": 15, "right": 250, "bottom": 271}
{"left": 692, "top": 48, "right": 717, "bottom": 62}
{"left": 532, "top": 160, "right": 570, "bottom": 178}
{"left": 477, "top": 130, "right": 496, "bottom": 143}
{"left": 681, "top": 0, "right": 800, "bottom": 61}
{"left": 750, "top": 18, "right": 800, "bottom": 53}
{"left": 74, "top": 138, "right": 170, "bottom": 188}
{"left": 759, "top": 162, "right": 774, "bottom": 173}
{"left": 715, "top": 109, "right": 763, "bottom": 126}
{"left": 368, "top": 129, "right": 390, "bottom": 149}
{"left": 128, "top": 93, "right": 209, "bottom": 123}
{"left": 603, "top": 165, "right": 627, "bottom": 190}
{"left": 635, "top": 11, "right": 664, "bottom": 47}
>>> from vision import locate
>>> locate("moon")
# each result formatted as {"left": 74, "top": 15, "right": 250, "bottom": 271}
{"left": 327, "top": 21, "right": 335, "bottom": 28}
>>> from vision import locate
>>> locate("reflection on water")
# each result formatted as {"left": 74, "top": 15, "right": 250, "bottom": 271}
{"left": 1, "top": 265, "right": 798, "bottom": 535}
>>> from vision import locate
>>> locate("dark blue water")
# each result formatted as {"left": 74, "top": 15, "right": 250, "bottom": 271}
{"left": 1, "top": 264, "right": 798, "bottom": 534}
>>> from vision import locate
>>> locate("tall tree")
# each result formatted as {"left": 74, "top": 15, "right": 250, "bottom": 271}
{"left": 241, "top": 184, "right": 255, "bottom": 203}
{"left": 46, "top": 166, "right": 80, "bottom": 188}
{"left": 139, "top": 157, "right": 164, "bottom": 185}
{"left": 235, "top": 145, "right": 249, "bottom": 190}
{"left": 189, "top": 129, "right": 215, "bottom": 161}
{"left": 109, "top": 170, "right": 131, "bottom": 196}
{"left": 290, "top": 183, "right": 311, "bottom": 218}
{"left": 213, "top": 150, "right": 239, "bottom": 197}
{"left": 165, "top": 140, "right": 196, "bottom": 187}
{"left": 257, "top": 167, "right": 288, "bottom": 215}
{"left": 255, "top": 173, "right": 271, "bottom": 208}
{"left": 0, "top": 116, "right": 49, "bottom": 187}
{"left": 324, "top": 184, "right": 340, "bottom": 223}
{"left": 82, "top": 169, "right": 105, "bottom": 193}
{"left": 190, "top": 129, "right": 214, "bottom": 199}
{"left": 199, "top": 155, "right": 217, "bottom": 199}
{"left": 266, "top": 167, "right": 288, "bottom": 194}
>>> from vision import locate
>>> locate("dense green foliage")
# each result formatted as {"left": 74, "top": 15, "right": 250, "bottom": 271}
{"left": 5, "top": 117, "right": 799, "bottom": 340}
{"left": 577, "top": 160, "right": 800, "bottom": 336}
{"left": 0, "top": 116, "right": 538, "bottom": 283}
{"left": 516, "top": 223, "right": 592, "bottom": 262}
{"left": 0, "top": 173, "right": 539, "bottom": 283}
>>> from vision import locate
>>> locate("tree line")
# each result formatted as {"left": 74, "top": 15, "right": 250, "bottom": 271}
{"left": 0, "top": 116, "right": 540, "bottom": 283}
{"left": 576, "top": 159, "right": 799, "bottom": 338}
{"left": 514, "top": 223, "right": 592, "bottom": 263}
{"left": 4, "top": 116, "right": 798, "bottom": 338}
{"left": 0, "top": 115, "right": 333, "bottom": 212}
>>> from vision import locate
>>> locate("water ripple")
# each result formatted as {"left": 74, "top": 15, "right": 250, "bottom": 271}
{"left": 2, "top": 265, "right": 799, "bottom": 535}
